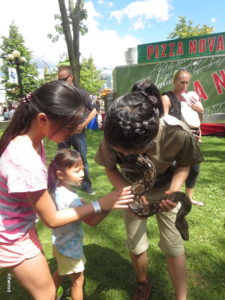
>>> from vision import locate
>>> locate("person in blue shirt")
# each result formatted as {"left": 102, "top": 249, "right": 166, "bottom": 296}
{"left": 48, "top": 148, "right": 133, "bottom": 300}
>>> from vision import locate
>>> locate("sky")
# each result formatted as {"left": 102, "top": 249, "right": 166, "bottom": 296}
{"left": 0, "top": 0, "right": 225, "bottom": 75}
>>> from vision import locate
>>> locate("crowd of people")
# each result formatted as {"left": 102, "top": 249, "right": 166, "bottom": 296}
{"left": 1, "top": 103, "right": 16, "bottom": 121}
{"left": 0, "top": 67, "right": 205, "bottom": 300}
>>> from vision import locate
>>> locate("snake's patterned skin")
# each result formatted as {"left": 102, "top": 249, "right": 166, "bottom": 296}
{"left": 127, "top": 155, "right": 192, "bottom": 240}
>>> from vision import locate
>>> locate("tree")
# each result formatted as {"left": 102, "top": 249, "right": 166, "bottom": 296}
{"left": 49, "top": 0, "right": 88, "bottom": 86}
{"left": 168, "top": 16, "right": 214, "bottom": 39}
{"left": 80, "top": 57, "right": 104, "bottom": 95}
{"left": 0, "top": 23, "right": 40, "bottom": 101}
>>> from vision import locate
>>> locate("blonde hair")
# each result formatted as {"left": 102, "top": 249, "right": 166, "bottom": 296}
{"left": 173, "top": 69, "right": 191, "bottom": 82}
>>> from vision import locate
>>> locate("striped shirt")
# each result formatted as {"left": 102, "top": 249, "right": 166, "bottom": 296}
{"left": 0, "top": 135, "right": 47, "bottom": 243}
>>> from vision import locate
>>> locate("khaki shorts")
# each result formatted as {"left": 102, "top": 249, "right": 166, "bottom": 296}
{"left": 123, "top": 184, "right": 184, "bottom": 257}
{"left": 53, "top": 246, "right": 86, "bottom": 276}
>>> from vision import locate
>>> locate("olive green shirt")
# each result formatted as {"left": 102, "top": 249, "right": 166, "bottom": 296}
{"left": 95, "top": 116, "right": 203, "bottom": 181}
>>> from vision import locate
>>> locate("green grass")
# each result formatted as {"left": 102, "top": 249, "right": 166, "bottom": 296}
{"left": 0, "top": 130, "right": 225, "bottom": 299}
{"left": 0, "top": 121, "right": 10, "bottom": 132}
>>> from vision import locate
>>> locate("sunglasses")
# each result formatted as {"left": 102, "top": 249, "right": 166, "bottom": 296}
{"left": 180, "top": 81, "right": 189, "bottom": 84}
{"left": 58, "top": 74, "right": 71, "bottom": 81}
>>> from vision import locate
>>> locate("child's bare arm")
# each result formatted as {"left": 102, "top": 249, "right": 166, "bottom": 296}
{"left": 83, "top": 188, "right": 134, "bottom": 226}
{"left": 27, "top": 187, "right": 133, "bottom": 228}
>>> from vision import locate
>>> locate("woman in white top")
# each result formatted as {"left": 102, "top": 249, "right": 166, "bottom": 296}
{"left": 162, "top": 69, "right": 204, "bottom": 206}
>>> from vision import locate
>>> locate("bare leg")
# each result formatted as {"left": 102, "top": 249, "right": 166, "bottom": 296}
{"left": 167, "top": 254, "right": 187, "bottom": 300}
{"left": 130, "top": 251, "right": 151, "bottom": 300}
{"left": 185, "top": 164, "right": 203, "bottom": 205}
{"left": 185, "top": 187, "right": 193, "bottom": 200}
{"left": 53, "top": 269, "right": 64, "bottom": 294}
{"left": 10, "top": 252, "right": 56, "bottom": 300}
{"left": 69, "top": 272, "right": 84, "bottom": 300}
{"left": 130, "top": 251, "right": 149, "bottom": 283}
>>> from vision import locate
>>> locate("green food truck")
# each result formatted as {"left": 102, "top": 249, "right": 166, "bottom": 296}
{"left": 113, "top": 31, "right": 225, "bottom": 128}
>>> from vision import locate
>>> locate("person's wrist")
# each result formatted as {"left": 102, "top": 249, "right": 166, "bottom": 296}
{"left": 92, "top": 200, "right": 102, "bottom": 214}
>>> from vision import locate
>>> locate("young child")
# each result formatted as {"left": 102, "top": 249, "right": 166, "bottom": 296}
{"left": 48, "top": 148, "right": 116, "bottom": 300}
{"left": 95, "top": 80, "right": 203, "bottom": 300}
{"left": 0, "top": 80, "right": 133, "bottom": 300}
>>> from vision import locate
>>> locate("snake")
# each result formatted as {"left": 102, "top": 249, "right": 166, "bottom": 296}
{"left": 127, "top": 154, "right": 192, "bottom": 241}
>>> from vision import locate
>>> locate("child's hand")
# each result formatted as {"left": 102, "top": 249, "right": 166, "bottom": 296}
{"left": 98, "top": 186, "right": 134, "bottom": 211}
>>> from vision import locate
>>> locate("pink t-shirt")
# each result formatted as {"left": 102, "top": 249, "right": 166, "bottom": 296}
{"left": 0, "top": 135, "right": 47, "bottom": 243}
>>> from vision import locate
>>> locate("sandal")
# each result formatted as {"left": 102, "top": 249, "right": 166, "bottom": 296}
{"left": 131, "top": 279, "right": 152, "bottom": 300}
{"left": 191, "top": 200, "right": 204, "bottom": 206}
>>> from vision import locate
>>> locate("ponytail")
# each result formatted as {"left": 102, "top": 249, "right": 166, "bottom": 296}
{"left": 132, "top": 78, "right": 163, "bottom": 114}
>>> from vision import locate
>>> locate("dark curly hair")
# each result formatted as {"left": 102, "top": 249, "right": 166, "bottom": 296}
{"left": 104, "top": 85, "right": 163, "bottom": 150}
{"left": 132, "top": 78, "right": 163, "bottom": 109}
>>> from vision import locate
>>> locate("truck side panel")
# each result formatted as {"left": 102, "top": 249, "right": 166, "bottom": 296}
{"left": 113, "top": 55, "right": 225, "bottom": 117}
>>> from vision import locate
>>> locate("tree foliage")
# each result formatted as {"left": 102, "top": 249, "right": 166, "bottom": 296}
{"left": 48, "top": 0, "right": 88, "bottom": 85}
{"left": 80, "top": 57, "right": 104, "bottom": 95}
{"left": 168, "top": 16, "right": 214, "bottom": 39}
{"left": 48, "top": 9, "right": 87, "bottom": 43}
{"left": 0, "top": 23, "right": 40, "bottom": 101}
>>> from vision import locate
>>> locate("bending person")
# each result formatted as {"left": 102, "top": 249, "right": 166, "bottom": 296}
{"left": 162, "top": 69, "right": 204, "bottom": 206}
{"left": 95, "top": 79, "right": 203, "bottom": 300}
